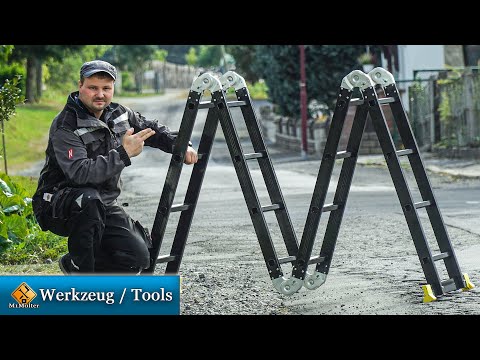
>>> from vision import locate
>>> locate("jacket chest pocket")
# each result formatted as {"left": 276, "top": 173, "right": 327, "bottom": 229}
{"left": 87, "top": 139, "right": 108, "bottom": 154}
{"left": 79, "top": 128, "right": 108, "bottom": 155}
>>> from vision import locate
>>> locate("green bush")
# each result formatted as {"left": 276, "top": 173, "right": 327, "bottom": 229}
{"left": 0, "top": 173, "right": 67, "bottom": 265}
{"left": 121, "top": 71, "right": 136, "bottom": 92}
{"left": 254, "top": 45, "right": 368, "bottom": 117}
{"left": 0, "top": 63, "right": 26, "bottom": 95}
{"left": 248, "top": 80, "right": 268, "bottom": 100}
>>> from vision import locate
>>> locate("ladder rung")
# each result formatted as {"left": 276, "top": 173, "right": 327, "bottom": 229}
{"left": 227, "top": 101, "right": 247, "bottom": 108}
{"left": 156, "top": 255, "right": 176, "bottom": 264}
{"left": 170, "top": 204, "right": 191, "bottom": 212}
{"left": 198, "top": 101, "right": 214, "bottom": 109}
{"left": 350, "top": 97, "right": 395, "bottom": 106}
{"left": 396, "top": 149, "right": 414, "bottom": 156}
{"left": 414, "top": 201, "right": 432, "bottom": 209}
{"left": 336, "top": 151, "right": 352, "bottom": 159}
{"left": 308, "top": 255, "right": 326, "bottom": 265}
{"left": 441, "top": 278, "right": 457, "bottom": 293}
{"left": 322, "top": 203, "right": 339, "bottom": 212}
{"left": 276, "top": 255, "right": 326, "bottom": 265}
{"left": 198, "top": 100, "right": 247, "bottom": 109}
{"left": 432, "top": 252, "right": 450, "bottom": 261}
{"left": 278, "top": 256, "right": 296, "bottom": 264}
{"left": 349, "top": 98, "right": 364, "bottom": 106}
{"left": 378, "top": 97, "right": 396, "bottom": 104}
{"left": 244, "top": 152, "right": 266, "bottom": 160}
{"left": 262, "top": 203, "right": 282, "bottom": 212}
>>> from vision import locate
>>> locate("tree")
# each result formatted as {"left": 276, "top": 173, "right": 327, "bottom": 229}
{"left": 113, "top": 45, "right": 159, "bottom": 93}
{"left": 9, "top": 45, "right": 85, "bottom": 103}
{"left": 0, "top": 76, "right": 25, "bottom": 174}
{"left": 185, "top": 47, "right": 198, "bottom": 66}
{"left": 197, "top": 45, "right": 223, "bottom": 69}
{"left": 0, "top": 46, "right": 14, "bottom": 62}
{"left": 158, "top": 45, "right": 199, "bottom": 65}
{"left": 154, "top": 49, "right": 168, "bottom": 62}
{"left": 225, "top": 45, "right": 260, "bottom": 83}
{"left": 45, "top": 45, "right": 112, "bottom": 94}
{"left": 253, "top": 45, "right": 368, "bottom": 117}
{"left": 254, "top": 45, "right": 300, "bottom": 117}
{"left": 306, "top": 45, "right": 366, "bottom": 111}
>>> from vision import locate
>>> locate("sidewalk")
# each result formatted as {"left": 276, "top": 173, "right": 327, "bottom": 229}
{"left": 356, "top": 152, "right": 480, "bottom": 179}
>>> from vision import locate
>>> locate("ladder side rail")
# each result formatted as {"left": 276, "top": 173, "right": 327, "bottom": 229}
{"left": 211, "top": 88, "right": 284, "bottom": 280}
{"left": 235, "top": 86, "right": 299, "bottom": 256}
{"left": 363, "top": 84, "right": 444, "bottom": 296}
{"left": 165, "top": 108, "right": 220, "bottom": 273}
{"left": 383, "top": 83, "right": 465, "bottom": 289}
{"left": 314, "top": 103, "right": 370, "bottom": 278}
{"left": 291, "top": 87, "right": 354, "bottom": 280}
{"left": 146, "top": 90, "right": 204, "bottom": 272}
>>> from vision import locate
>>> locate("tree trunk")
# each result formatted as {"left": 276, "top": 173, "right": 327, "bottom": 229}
{"left": 36, "top": 58, "right": 43, "bottom": 101}
{"left": 135, "top": 70, "right": 143, "bottom": 94}
{"left": 25, "top": 56, "right": 36, "bottom": 103}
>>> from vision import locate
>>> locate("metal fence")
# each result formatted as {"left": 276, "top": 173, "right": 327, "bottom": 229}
{"left": 436, "top": 69, "right": 480, "bottom": 148}
{"left": 408, "top": 68, "right": 480, "bottom": 150}
{"left": 408, "top": 79, "right": 436, "bottom": 151}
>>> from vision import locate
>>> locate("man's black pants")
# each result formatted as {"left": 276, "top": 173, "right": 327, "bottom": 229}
{"left": 33, "top": 187, "right": 151, "bottom": 273}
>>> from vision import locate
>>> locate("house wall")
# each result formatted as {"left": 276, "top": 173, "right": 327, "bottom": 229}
{"left": 394, "top": 45, "right": 445, "bottom": 113}
{"left": 397, "top": 45, "right": 445, "bottom": 81}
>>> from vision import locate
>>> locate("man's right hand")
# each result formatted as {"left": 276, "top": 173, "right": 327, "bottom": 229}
{"left": 122, "top": 128, "right": 155, "bottom": 158}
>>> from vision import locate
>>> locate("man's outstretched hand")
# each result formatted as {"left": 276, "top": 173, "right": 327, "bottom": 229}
{"left": 122, "top": 128, "right": 155, "bottom": 158}
{"left": 122, "top": 127, "right": 197, "bottom": 164}
{"left": 184, "top": 146, "right": 198, "bottom": 165}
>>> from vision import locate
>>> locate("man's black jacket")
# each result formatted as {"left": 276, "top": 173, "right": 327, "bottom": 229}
{"left": 33, "top": 91, "right": 176, "bottom": 206}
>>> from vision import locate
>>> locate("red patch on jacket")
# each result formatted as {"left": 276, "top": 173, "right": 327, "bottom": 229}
{"left": 68, "top": 148, "right": 73, "bottom": 159}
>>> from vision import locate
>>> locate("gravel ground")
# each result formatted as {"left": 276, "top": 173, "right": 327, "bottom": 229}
{"left": 143, "top": 158, "right": 480, "bottom": 315}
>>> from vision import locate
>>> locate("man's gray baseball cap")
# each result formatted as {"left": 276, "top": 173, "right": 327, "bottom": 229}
{"left": 80, "top": 60, "right": 117, "bottom": 80}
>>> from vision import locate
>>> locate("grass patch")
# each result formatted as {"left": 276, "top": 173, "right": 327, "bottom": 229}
{"left": 10, "top": 175, "right": 38, "bottom": 194}
{"left": 0, "top": 172, "right": 67, "bottom": 267}
{"left": 0, "top": 263, "right": 61, "bottom": 274}
{"left": 3, "top": 102, "right": 62, "bottom": 173}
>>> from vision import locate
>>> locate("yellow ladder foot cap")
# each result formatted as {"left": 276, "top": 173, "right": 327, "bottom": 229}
{"left": 462, "top": 273, "right": 475, "bottom": 291}
{"left": 422, "top": 284, "right": 437, "bottom": 303}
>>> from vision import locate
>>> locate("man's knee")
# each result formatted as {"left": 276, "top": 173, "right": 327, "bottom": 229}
{"left": 33, "top": 187, "right": 105, "bottom": 235}
{"left": 110, "top": 246, "right": 150, "bottom": 272}
{"left": 74, "top": 188, "right": 105, "bottom": 219}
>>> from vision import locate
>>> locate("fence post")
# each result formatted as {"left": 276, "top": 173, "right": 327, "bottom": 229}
{"left": 464, "top": 67, "right": 476, "bottom": 145}
{"left": 428, "top": 78, "right": 435, "bottom": 151}
{"left": 433, "top": 77, "right": 442, "bottom": 144}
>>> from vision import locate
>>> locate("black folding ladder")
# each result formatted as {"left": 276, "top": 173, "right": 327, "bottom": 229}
{"left": 366, "top": 67, "right": 474, "bottom": 301}
{"left": 280, "top": 70, "right": 372, "bottom": 295}
{"left": 144, "top": 71, "right": 300, "bottom": 294}
{"left": 284, "top": 68, "right": 474, "bottom": 302}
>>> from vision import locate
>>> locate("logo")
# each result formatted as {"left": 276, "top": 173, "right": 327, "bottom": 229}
{"left": 68, "top": 148, "right": 74, "bottom": 159}
{"left": 11, "top": 282, "right": 37, "bottom": 304}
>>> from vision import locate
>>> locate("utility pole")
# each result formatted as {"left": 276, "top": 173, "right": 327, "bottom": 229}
{"left": 299, "top": 45, "right": 308, "bottom": 159}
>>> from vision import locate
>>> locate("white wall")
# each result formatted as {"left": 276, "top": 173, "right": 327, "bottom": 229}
{"left": 397, "top": 45, "right": 445, "bottom": 80}
{"left": 394, "top": 45, "right": 445, "bottom": 112}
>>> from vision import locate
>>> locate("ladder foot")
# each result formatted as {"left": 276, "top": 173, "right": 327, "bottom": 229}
{"left": 422, "top": 284, "right": 437, "bottom": 303}
{"left": 462, "top": 273, "right": 475, "bottom": 291}
{"left": 272, "top": 276, "right": 303, "bottom": 295}
{"left": 304, "top": 270, "right": 327, "bottom": 290}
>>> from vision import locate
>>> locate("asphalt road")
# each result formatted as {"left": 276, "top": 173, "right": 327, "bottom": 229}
{"left": 115, "top": 91, "right": 480, "bottom": 315}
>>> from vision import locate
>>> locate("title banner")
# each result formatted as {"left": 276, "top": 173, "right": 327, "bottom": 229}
{"left": 0, "top": 275, "right": 180, "bottom": 315}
